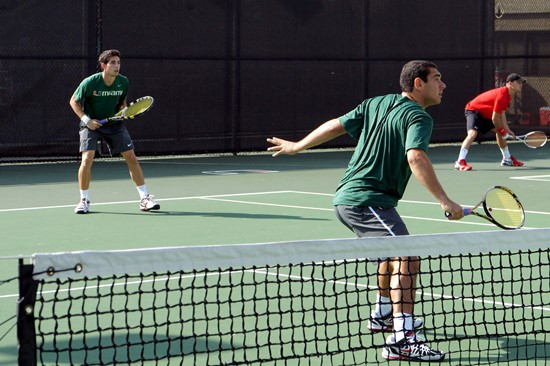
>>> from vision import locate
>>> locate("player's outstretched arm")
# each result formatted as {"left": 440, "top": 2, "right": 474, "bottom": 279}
{"left": 407, "top": 148, "right": 464, "bottom": 220}
{"left": 267, "top": 119, "right": 346, "bottom": 157}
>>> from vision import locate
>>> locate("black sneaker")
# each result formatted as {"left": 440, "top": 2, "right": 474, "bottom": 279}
{"left": 382, "top": 333, "right": 444, "bottom": 361}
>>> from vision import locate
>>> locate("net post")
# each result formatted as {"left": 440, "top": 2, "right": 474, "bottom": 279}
{"left": 17, "top": 258, "right": 38, "bottom": 366}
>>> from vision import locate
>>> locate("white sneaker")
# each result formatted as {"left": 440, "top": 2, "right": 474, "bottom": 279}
{"left": 382, "top": 333, "right": 444, "bottom": 361}
{"left": 140, "top": 195, "right": 160, "bottom": 211}
{"left": 74, "top": 199, "right": 90, "bottom": 214}
{"left": 368, "top": 311, "right": 424, "bottom": 332}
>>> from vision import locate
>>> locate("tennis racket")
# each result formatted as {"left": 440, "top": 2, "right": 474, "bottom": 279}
{"left": 514, "top": 131, "right": 547, "bottom": 149}
{"left": 445, "top": 186, "right": 524, "bottom": 230}
{"left": 99, "top": 96, "right": 154, "bottom": 125}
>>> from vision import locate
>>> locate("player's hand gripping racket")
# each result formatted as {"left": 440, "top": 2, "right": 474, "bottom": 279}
{"left": 99, "top": 96, "right": 154, "bottom": 125}
{"left": 514, "top": 131, "right": 547, "bottom": 149}
{"left": 445, "top": 186, "right": 525, "bottom": 230}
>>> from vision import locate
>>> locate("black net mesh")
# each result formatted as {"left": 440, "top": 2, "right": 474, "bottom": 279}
{"left": 26, "top": 249, "right": 550, "bottom": 365}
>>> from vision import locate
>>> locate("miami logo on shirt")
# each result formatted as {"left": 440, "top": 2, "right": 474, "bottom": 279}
{"left": 93, "top": 90, "right": 124, "bottom": 97}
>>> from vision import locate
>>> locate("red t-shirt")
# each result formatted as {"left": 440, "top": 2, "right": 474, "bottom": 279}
{"left": 465, "top": 86, "right": 511, "bottom": 120}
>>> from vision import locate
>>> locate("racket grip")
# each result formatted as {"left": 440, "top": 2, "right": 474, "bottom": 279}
{"left": 98, "top": 119, "right": 107, "bottom": 125}
{"left": 445, "top": 208, "right": 472, "bottom": 219}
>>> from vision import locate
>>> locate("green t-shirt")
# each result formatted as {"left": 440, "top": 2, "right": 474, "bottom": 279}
{"left": 73, "top": 73, "right": 129, "bottom": 120}
{"left": 332, "top": 94, "right": 433, "bottom": 208}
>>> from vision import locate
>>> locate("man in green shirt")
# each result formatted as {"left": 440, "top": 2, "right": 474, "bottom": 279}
{"left": 70, "top": 49, "right": 159, "bottom": 214}
{"left": 267, "top": 60, "right": 463, "bottom": 361}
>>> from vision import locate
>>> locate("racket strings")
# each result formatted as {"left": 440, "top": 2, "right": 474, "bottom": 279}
{"left": 524, "top": 132, "right": 547, "bottom": 148}
{"left": 125, "top": 98, "right": 153, "bottom": 119}
{"left": 485, "top": 189, "right": 524, "bottom": 228}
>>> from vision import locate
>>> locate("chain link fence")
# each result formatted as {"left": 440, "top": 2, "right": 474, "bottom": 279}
{"left": 0, "top": 0, "right": 549, "bottom": 162}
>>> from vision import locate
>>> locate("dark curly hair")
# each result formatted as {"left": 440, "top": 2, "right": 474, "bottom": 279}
{"left": 400, "top": 60, "right": 438, "bottom": 92}
{"left": 98, "top": 49, "right": 121, "bottom": 65}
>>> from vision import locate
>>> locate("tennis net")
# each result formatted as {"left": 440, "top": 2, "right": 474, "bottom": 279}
{"left": 17, "top": 229, "right": 550, "bottom": 365}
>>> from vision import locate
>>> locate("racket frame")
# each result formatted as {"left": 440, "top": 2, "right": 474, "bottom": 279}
{"left": 467, "top": 186, "right": 524, "bottom": 230}
{"left": 445, "top": 186, "right": 525, "bottom": 230}
{"left": 98, "top": 96, "right": 154, "bottom": 125}
{"left": 514, "top": 131, "right": 547, "bottom": 149}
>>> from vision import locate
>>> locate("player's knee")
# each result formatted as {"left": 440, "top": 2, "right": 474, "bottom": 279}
{"left": 124, "top": 153, "right": 139, "bottom": 165}
{"left": 80, "top": 153, "right": 94, "bottom": 168}
{"left": 402, "top": 256, "right": 420, "bottom": 274}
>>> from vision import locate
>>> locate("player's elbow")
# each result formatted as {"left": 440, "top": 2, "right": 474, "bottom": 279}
{"left": 325, "top": 119, "right": 346, "bottom": 136}
{"left": 406, "top": 148, "right": 428, "bottom": 167}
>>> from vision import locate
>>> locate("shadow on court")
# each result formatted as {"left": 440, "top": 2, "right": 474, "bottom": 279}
{"left": 499, "top": 337, "right": 550, "bottom": 363}
{"left": 9, "top": 333, "right": 548, "bottom": 366}
{"left": 11, "top": 333, "right": 232, "bottom": 365}
{"left": 92, "top": 210, "right": 330, "bottom": 221}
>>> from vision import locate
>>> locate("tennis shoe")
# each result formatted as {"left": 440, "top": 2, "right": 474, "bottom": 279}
{"left": 140, "top": 194, "right": 160, "bottom": 211}
{"left": 501, "top": 155, "right": 523, "bottom": 167}
{"left": 454, "top": 159, "right": 472, "bottom": 171}
{"left": 74, "top": 198, "right": 90, "bottom": 214}
{"left": 382, "top": 332, "right": 445, "bottom": 361}
{"left": 368, "top": 311, "right": 424, "bottom": 332}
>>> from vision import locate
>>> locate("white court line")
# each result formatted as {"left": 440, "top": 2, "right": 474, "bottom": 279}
{"left": 0, "top": 191, "right": 295, "bottom": 213}
{"left": 3, "top": 189, "right": 549, "bottom": 219}
{"left": 200, "top": 196, "right": 497, "bottom": 227}
{"left": 202, "top": 169, "right": 278, "bottom": 175}
{"left": 199, "top": 197, "right": 333, "bottom": 212}
{"left": 511, "top": 175, "right": 550, "bottom": 182}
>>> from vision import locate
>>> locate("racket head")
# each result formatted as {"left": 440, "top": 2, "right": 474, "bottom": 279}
{"left": 522, "top": 131, "right": 547, "bottom": 149}
{"left": 482, "top": 186, "right": 525, "bottom": 229}
{"left": 121, "top": 96, "right": 154, "bottom": 120}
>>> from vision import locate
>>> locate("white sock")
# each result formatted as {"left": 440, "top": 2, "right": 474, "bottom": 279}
{"left": 500, "top": 146, "right": 511, "bottom": 160}
{"left": 458, "top": 148, "right": 468, "bottom": 161}
{"left": 80, "top": 190, "right": 89, "bottom": 201}
{"left": 393, "top": 313, "right": 413, "bottom": 342}
{"left": 136, "top": 185, "right": 148, "bottom": 199}
{"left": 375, "top": 294, "right": 392, "bottom": 316}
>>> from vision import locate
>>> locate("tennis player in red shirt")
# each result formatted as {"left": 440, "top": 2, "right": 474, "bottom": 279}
{"left": 454, "top": 73, "right": 527, "bottom": 171}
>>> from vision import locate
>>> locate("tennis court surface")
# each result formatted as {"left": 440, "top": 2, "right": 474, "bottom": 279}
{"left": 1, "top": 143, "right": 549, "bottom": 365}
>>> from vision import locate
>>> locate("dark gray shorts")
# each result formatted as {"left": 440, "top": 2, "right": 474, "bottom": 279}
{"left": 79, "top": 124, "right": 134, "bottom": 155}
{"left": 334, "top": 205, "right": 409, "bottom": 238}
{"left": 465, "top": 109, "right": 495, "bottom": 135}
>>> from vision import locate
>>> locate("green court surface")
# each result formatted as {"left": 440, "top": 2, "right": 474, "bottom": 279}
{"left": 1, "top": 142, "right": 549, "bottom": 365}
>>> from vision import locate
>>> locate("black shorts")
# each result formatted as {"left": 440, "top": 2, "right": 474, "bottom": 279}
{"left": 334, "top": 205, "right": 409, "bottom": 238}
{"left": 79, "top": 123, "right": 134, "bottom": 155}
{"left": 465, "top": 109, "right": 495, "bottom": 135}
